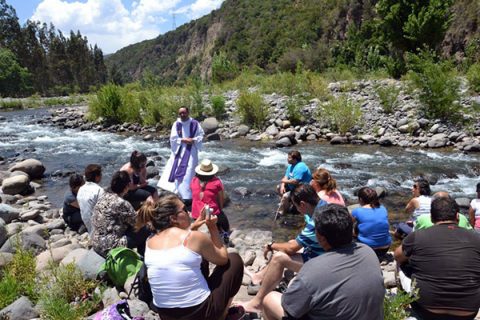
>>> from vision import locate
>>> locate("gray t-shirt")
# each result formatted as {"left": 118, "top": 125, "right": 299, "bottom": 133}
{"left": 281, "top": 242, "right": 384, "bottom": 320}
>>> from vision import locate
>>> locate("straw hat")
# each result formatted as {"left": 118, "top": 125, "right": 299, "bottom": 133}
{"left": 195, "top": 159, "right": 219, "bottom": 176}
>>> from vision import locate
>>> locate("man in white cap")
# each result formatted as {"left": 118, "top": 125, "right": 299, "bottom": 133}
{"left": 158, "top": 106, "right": 204, "bottom": 204}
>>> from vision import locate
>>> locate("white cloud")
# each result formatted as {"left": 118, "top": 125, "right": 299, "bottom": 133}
{"left": 175, "top": 0, "right": 223, "bottom": 19}
{"left": 32, "top": 0, "right": 180, "bottom": 53}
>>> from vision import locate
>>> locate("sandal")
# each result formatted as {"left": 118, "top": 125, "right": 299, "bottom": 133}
{"left": 247, "top": 282, "right": 261, "bottom": 295}
{"left": 225, "top": 305, "right": 246, "bottom": 320}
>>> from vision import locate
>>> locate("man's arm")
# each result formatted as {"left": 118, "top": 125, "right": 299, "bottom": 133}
{"left": 394, "top": 244, "right": 409, "bottom": 265}
{"left": 169, "top": 121, "right": 181, "bottom": 150}
{"left": 264, "top": 240, "right": 302, "bottom": 259}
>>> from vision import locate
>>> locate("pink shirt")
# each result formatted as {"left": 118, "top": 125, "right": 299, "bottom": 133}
{"left": 190, "top": 176, "right": 224, "bottom": 219}
{"left": 319, "top": 189, "right": 345, "bottom": 206}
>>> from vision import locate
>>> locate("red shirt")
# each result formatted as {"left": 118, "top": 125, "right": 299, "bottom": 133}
{"left": 190, "top": 176, "right": 224, "bottom": 219}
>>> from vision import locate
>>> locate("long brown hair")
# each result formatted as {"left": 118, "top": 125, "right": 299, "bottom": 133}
{"left": 312, "top": 168, "right": 337, "bottom": 193}
{"left": 136, "top": 194, "right": 180, "bottom": 232}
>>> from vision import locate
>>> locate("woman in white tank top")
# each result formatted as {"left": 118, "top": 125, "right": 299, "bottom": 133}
{"left": 406, "top": 178, "right": 432, "bottom": 219}
{"left": 136, "top": 193, "right": 243, "bottom": 320}
{"left": 469, "top": 182, "right": 480, "bottom": 231}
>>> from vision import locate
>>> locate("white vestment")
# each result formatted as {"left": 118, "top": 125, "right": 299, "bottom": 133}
{"left": 158, "top": 117, "right": 204, "bottom": 200}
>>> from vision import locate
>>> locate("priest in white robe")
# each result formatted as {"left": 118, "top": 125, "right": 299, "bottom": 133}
{"left": 158, "top": 107, "right": 204, "bottom": 202}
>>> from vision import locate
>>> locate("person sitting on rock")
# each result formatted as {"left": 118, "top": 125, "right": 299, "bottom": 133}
{"left": 394, "top": 193, "right": 480, "bottom": 320}
{"left": 468, "top": 182, "right": 480, "bottom": 232}
{"left": 62, "top": 173, "right": 85, "bottom": 232}
{"left": 121, "top": 150, "right": 158, "bottom": 209}
{"left": 77, "top": 164, "right": 104, "bottom": 234}
{"left": 262, "top": 204, "right": 385, "bottom": 320}
{"left": 242, "top": 184, "right": 324, "bottom": 313}
{"left": 136, "top": 193, "right": 243, "bottom": 320}
{"left": 351, "top": 186, "right": 391, "bottom": 259}
{"left": 310, "top": 167, "right": 345, "bottom": 206}
{"left": 277, "top": 150, "right": 312, "bottom": 215}
{"left": 91, "top": 171, "right": 150, "bottom": 257}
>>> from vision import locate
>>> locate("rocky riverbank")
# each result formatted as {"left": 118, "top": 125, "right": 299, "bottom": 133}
{"left": 37, "top": 79, "right": 480, "bottom": 152}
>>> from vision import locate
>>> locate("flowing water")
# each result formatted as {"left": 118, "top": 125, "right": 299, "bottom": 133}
{"left": 1, "top": 108, "right": 479, "bottom": 240}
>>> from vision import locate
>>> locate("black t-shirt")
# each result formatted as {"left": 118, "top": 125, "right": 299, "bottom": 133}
{"left": 402, "top": 224, "right": 480, "bottom": 312}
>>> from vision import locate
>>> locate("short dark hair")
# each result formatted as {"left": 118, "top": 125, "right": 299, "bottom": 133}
{"left": 291, "top": 184, "right": 319, "bottom": 207}
{"left": 288, "top": 150, "right": 302, "bottom": 162}
{"left": 111, "top": 171, "right": 131, "bottom": 194}
{"left": 130, "top": 150, "right": 147, "bottom": 170}
{"left": 476, "top": 182, "right": 480, "bottom": 192}
{"left": 178, "top": 106, "right": 189, "bottom": 113}
{"left": 357, "top": 187, "right": 380, "bottom": 208}
{"left": 84, "top": 164, "right": 102, "bottom": 182}
{"left": 314, "top": 204, "right": 353, "bottom": 248}
{"left": 415, "top": 178, "right": 431, "bottom": 196}
{"left": 69, "top": 173, "right": 84, "bottom": 189}
{"left": 431, "top": 195, "right": 458, "bottom": 223}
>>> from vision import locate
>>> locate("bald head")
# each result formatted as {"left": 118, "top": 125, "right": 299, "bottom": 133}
{"left": 431, "top": 191, "right": 458, "bottom": 224}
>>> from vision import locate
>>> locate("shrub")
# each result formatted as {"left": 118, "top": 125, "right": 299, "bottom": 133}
{"left": 210, "top": 95, "right": 226, "bottom": 119}
{"left": 375, "top": 84, "right": 400, "bottom": 113}
{"left": 467, "top": 63, "right": 480, "bottom": 93}
{"left": 0, "top": 99, "right": 24, "bottom": 109}
{"left": 406, "top": 51, "right": 460, "bottom": 121}
{"left": 384, "top": 289, "right": 419, "bottom": 320}
{"left": 89, "top": 84, "right": 141, "bottom": 124}
{"left": 286, "top": 97, "right": 304, "bottom": 126}
{"left": 186, "top": 77, "right": 204, "bottom": 119}
{"left": 236, "top": 91, "right": 268, "bottom": 129}
{"left": 317, "top": 96, "right": 362, "bottom": 135}
{"left": 140, "top": 88, "right": 181, "bottom": 128}
{"left": 211, "top": 51, "right": 238, "bottom": 83}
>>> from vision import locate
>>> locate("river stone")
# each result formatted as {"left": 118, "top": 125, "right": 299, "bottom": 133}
{"left": 0, "top": 252, "right": 13, "bottom": 268}
{"left": 265, "top": 124, "right": 279, "bottom": 136}
{"left": 0, "top": 296, "right": 39, "bottom": 320}
{"left": 1, "top": 175, "right": 30, "bottom": 195}
{"left": 0, "top": 219, "right": 6, "bottom": 247}
{"left": 455, "top": 197, "right": 471, "bottom": 209}
{"left": 375, "top": 187, "right": 387, "bottom": 199}
{"left": 427, "top": 137, "right": 448, "bottom": 148}
{"left": 233, "top": 187, "right": 251, "bottom": 197}
{"left": 396, "top": 118, "right": 409, "bottom": 128}
{"left": 463, "top": 143, "right": 480, "bottom": 152}
{"left": 236, "top": 125, "right": 249, "bottom": 136}
{"left": 50, "top": 238, "right": 72, "bottom": 248}
{"left": 377, "top": 127, "right": 386, "bottom": 136}
{"left": 19, "top": 209, "right": 40, "bottom": 221}
{"left": 9, "top": 159, "right": 45, "bottom": 179}
{"left": 397, "top": 124, "right": 410, "bottom": 133}
{"left": 378, "top": 136, "right": 393, "bottom": 146}
{"left": 0, "top": 203, "right": 20, "bottom": 223}
{"left": 277, "top": 130, "right": 296, "bottom": 140}
{"left": 360, "top": 135, "right": 375, "bottom": 142}
{"left": 46, "top": 218, "right": 65, "bottom": 230}
{"left": 243, "top": 250, "right": 256, "bottom": 266}
{"left": 282, "top": 120, "right": 291, "bottom": 128}
{"left": 0, "top": 171, "right": 10, "bottom": 185}
{"left": 1, "top": 232, "right": 46, "bottom": 254}
{"left": 206, "top": 132, "right": 221, "bottom": 141}
{"left": 429, "top": 123, "right": 440, "bottom": 134}
{"left": 36, "top": 243, "right": 81, "bottom": 272}
{"left": 201, "top": 117, "right": 219, "bottom": 134}
{"left": 61, "top": 248, "right": 105, "bottom": 280}
{"left": 21, "top": 224, "right": 48, "bottom": 238}
{"left": 275, "top": 137, "right": 292, "bottom": 147}
{"left": 330, "top": 136, "right": 348, "bottom": 144}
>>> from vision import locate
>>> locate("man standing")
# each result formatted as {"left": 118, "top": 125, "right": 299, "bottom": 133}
{"left": 77, "top": 164, "right": 103, "bottom": 234}
{"left": 158, "top": 106, "right": 204, "bottom": 203}
{"left": 394, "top": 194, "right": 480, "bottom": 320}
{"left": 262, "top": 204, "right": 385, "bottom": 320}
{"left": 277, "top": 150, "right": 311, "bottom": 215}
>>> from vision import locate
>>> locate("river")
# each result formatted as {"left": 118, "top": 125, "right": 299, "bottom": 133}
{"left": 1, "top": 108, "right": 479, "bottom": 239}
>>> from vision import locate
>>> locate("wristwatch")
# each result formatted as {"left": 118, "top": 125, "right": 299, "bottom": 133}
{"left": 267, "top": 241, "right": 275, "bottom": 251}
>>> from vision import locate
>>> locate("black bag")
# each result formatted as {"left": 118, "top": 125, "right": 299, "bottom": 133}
{"left": 128, "top": 262, "right": 153, "bottom": 306}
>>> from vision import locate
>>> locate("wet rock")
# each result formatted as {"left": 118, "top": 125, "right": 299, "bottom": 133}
{"left": 0, "top": 204, "right": 20, "bottom": 223}
{"left": 2, "top": 175, "right": 31, "bottom": 195}
{"left": 276, "top": 137, "right": 293, "bottom": 147}
{"left": 201, "top": 117, "right": 219, "bottom": 134}
{"left": 9, "top": 158, "right": 45, "bottom": 179}
{"left": 236, "top": 125, "right": 250, "bottom": 136}
{"left": 206, "top": 132, "right": 221, "bottom": 141}
{"left": 0, "top": 296, "right": 39, "bottom": 320}
{"left": 146, "top": 166, "right": 159, "bottom": 179}
{"left": 378, "top": 137, "right": 393, "bottom": 146}
{"left": 330, "top": 136, "right": 348, "bottom": 144}
{"left": 233, "top": 187, "right": 251, "bottom": 197}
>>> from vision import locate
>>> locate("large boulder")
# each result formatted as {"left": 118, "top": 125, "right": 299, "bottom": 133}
{"left": 0, "top": 232, "right": 46, "bottom": 254}
{"left": 236, "top": 124, "right": 250, "bottom": 136}
{"left": 0, "top": 252, "right": 13, "bottom": 268}
{"left": 201, "top": 117, "right": 219, "bottom": 134}
{"left": 9, "top": 159, "right": 45, "bottom": 179}
{"left": 61, "top": 248, "right": 105, "bottom": 280}
{"left": 0, "top": 204, "right": 20, "bottom": 223}
{"left": 1, "top": 175, "right": 31, "bottom": 195}
{"left": 36, "top": 243, "right": 81, "bottom": 272}
{"left": 275, "top": 136, "right": 293, "bottom": 147}
{"left": 0, "top": 296, "right": 39, "bottom": 320}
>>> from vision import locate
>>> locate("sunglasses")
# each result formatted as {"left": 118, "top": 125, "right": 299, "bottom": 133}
{"left": 413, "top": 184, "right": 418, "bottom": 189}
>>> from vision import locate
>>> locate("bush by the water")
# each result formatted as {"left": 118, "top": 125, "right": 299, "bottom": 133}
{"left": 467, "top": 63, "right": 480, "bottom": 93}
{"left": 406, "top": 51, "right": 461, "bottom": 121}
{"left": 210, "top": 95, "right": 226, "bottom": 119}
{"left": 317, "top": 96, "right": 362, "bottom": 135}
{"left": 375, "top": 84, "right": 400, "bottom": 114}
{"left": 236, "top": 91, "right": 268, "bottom": 129}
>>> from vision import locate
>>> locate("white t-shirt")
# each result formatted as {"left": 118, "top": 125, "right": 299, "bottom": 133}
{"left": 471, "top": 199, "right": 480, "bottom": 218}
{"left": 77, "top": 181, "right": 104, "bottom": 233}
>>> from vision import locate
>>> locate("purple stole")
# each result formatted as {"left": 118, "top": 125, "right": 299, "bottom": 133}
{"left": 168, "top": 119, "right": 198, "bottom": 182}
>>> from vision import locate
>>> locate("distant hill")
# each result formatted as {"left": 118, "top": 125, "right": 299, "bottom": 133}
{"left": 105, "top": 0, "right": 480, "bottom": 84}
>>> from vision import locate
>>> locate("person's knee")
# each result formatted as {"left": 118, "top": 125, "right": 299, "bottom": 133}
{"left": 228, "top": 252, "right": 244, "bottom": 272}
{"left": 263, "top": 291, "right": 284, "bottom": 320}
{"left": 271, "top": 251, "right": 290, "bottom": 267}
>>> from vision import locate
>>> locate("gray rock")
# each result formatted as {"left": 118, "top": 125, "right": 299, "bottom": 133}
{"left": 0, "top": 252, "right": 13, "bottom": 268}
{"left": 146, "top": 166, "right": 159, "bottom": 179}
{"left": 397, "top": 124, "right": 410, "bottom": 133}
{"left": 0, "top": 203, "right": 20, "bottom": 224}
{"left": 2, "top": 175, "right": 31, "bottom": 195}
{"left": 374, "top": 187, "right": 387, "bottom": 199}
{"left": 236, "top": 125, "right": 250, "bottom": 136}
{"left": 243, "top": 250, "right": 256, "bottom": 266}
{"left": 0, "top": 171, "right": 10, "bottom": 185}
{"left": 6, "top": 222, "right": 23, "bottom": 237}
{"left": 455, "top": 197, "right": 471, "bottom": 209}
{"left": 282, "top": 120, "right": 291, "bottom": 128}
{"left": 101, "top": 287, "right": 121, "bottom": 307}
{"left": 0, "top": 296, "right": 39, "bottom": 320}
{"left": 0, "top": 219, "right": 6, "bottom": 247}
{"left": 201, "top": 117, "right": 219, "bottom": 134}
{"left": 396, "top": 118, "right": 409, "bottom": 128}
{"left": 206, "top": 132, "right": 221, "bottom": 141}
{"left": 21, "top": 224, "right": 48, "bottom": 238}
{"left": 275, "top": 137, "right": 293, "bottom": 147}
{"left": 277, "top": 130, "right": 296, "bottom": 140}
{"left": 50, "top": 238, "right": 72, "bottom": 249}
{"left": 265, "top": 124, "right": 279, "bottom": 136}
{"left": 128, "top": 299, "right": 151, "bottom": 317}
{"left": 233, "top": 187, "right": 251, "bottom": 197}
{"left": 427, "top": 138, "right": 448, "bottom": 148}
{"left": 417, "top": 118, "right": 430, "bottom": 128}
{"left": 19, "top": 209, "right": 40, "bottom": 221}
{"left": 274, "top": 119, "right": 283, "bottom": 127}
{"left": 46, "top": 219, "right": 65, "bottom": 230}
{"left": 429, "top": 123, "right": 440, "bottom": 134}
{"left": 330, "top": 136, "right": 348, "bottom": 144}
{"left": 1, "top": 232, "right": 46, "bottom": 254}
{"left": 9, "top": 159, "right": 45, "bottom": 179}
{"left": 360, "top": 135, "right": 375, "bottom": 143}
{"left": 383, "top": 270, "right": 396, "bottom": 289}
{"left": 378, "top": 137, "right": 393, "bottom": 146}
{"left": 36, "top": 243, "right": 81, "bottom": 271}
{"left": 61, "top": 248, "right": 105, "bottom": 280}
{"left": 463, "top": 144, "right": 480, "bottom": 152}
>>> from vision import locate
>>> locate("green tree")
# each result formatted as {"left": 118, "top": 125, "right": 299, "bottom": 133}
{"left": 0, "top": 48, "right": 31, "bottom": 97}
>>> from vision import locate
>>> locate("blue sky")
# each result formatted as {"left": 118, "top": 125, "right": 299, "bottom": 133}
{"left": 7, "top": 0, "right": 224, "bottom": 54}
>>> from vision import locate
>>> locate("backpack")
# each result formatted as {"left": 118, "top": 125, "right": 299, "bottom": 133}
{"left": 98, "top": 247, "right": 143, "bottom": 288}
{"left": 128, "top": 262, "right": 153, "bottom": 306}
{"left": 93, "top": 300, "right": 144, "bottom": 320}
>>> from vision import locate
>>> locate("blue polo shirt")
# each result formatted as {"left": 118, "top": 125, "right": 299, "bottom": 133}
{"left": 284, "top": 161, "right": 312, "bottom": 191}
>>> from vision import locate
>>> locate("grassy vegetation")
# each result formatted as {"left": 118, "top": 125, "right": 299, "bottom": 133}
{"left": 384, "top": 288, "right": 419, "bottom": 320}
{"left": 0, "top": 95, "right": 89, "bottom": 110}
{"left": 466, "top": 63, "right": 480, "bottom": 93}
{"left": 375, "top": 84, "right": 400, "bottom": 114}
{"left": 316, "top": 95, "right": 363, "bottom": 135}
{"left": 236, "top": 91, "right": 268, "bottom": 129}
{"left": 0, "top": 247, "right": 101, "bottom": 318}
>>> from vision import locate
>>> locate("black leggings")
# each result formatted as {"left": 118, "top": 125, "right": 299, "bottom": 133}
{"left": 124, "top": 185, "right": 157, "bottom": 209}
{"left": 216, "top": 211, "right": 230, "bottom": 233}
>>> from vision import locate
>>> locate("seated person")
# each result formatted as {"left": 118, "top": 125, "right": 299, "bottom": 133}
{"left": 77, "top": 164, "right": 104, "bottom": 234}
{"left": 91, "top": 171, "right": 149, "bottom": 257}
{"left": 310, "top": 167, "right": 345, "bottom": 206}
{"left": 468, "top": 182, "right": 480, "bottom": 232}
{"left": 121, "top": 150, "right": 158, "bottom": 209}
{"left": 277, "top": 150, "right": 312, "bottom": 216}
{"left": 242, "top": 184, "right": 323, "bottom": 313}
{"left": 394, "top": 194, "right": 480, "bottom": 320}
{"left": 62, "top": 173, "right": 85, "bottom": 232}
{"left": 136, "top": 194, "right": 243, "bottom": 320}
{"left": 352, "top": 187, "right": 391, "bottom": 258}
{"left": 262, "top": 204, "right": 385, "bottom": 320}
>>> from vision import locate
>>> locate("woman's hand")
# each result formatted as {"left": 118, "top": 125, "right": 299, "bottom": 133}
{"left": 191, "top": 213, "right": 205, "bottom": 231}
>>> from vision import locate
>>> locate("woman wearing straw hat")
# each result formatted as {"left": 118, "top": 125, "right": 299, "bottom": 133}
{"left": 190, "top": 159, "right": 230, "bottom": 236}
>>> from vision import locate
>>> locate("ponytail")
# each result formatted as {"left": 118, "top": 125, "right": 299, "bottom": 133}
{"left": 135, "top": 194, "right": 181, "bottom": 232}
{"left": 313, "top": 168, "right": 337, "bottom": 193}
